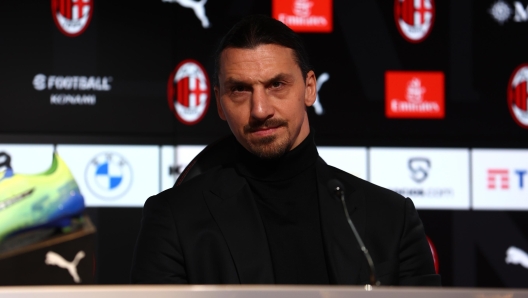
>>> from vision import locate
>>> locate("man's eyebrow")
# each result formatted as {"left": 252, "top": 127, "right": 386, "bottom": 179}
{"left": 223, "top": 77, "right": 249, "bottom": 86}
{"left": 223, "top": 73, "right": 294, "bottom": 86}
{"left": 264, "top": 73, "right": 293, "bottom": 85}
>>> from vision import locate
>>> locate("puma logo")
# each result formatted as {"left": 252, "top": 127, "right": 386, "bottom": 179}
{"left": 505, "top": 246, "right": 528, "bottom": 269}
{"left": 45, "top": 251, "right": 86, "bottom": 283}
{"left": 314, "top": 72, "right": 329, "bottom": 115}
{"left": 162, "top": 0, "right": 210, "bottom": 28}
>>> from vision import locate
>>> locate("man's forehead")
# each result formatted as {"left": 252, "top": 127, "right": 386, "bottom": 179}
{"left": 218, "top": 44, "right": 300, "bottom": 81}
{"left": 221, "top": 45, "right": 296, "bottom": 66}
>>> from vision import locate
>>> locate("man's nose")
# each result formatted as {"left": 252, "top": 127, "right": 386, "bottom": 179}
{"left": 250, "top": 87, "right": 274, "bottom": 121}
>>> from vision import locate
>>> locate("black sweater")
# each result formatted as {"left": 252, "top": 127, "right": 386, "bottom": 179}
{"left": 234, "top": 132, "right": 330, "bottom": 284}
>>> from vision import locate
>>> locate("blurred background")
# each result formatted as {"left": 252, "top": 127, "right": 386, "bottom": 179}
{"left": 0, "top": 0, "right": 527, "bottom": 287}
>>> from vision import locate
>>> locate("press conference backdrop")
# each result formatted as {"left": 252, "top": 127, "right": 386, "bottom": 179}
{"left": 1, "top": 0, "right": 528, "bottom": 287}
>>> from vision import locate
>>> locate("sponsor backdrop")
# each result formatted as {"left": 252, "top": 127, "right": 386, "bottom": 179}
{"left": 1, "top": 0, "right": 528, "bottom": 287}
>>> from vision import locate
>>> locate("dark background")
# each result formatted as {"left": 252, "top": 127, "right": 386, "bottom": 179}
{"left": 1, "top": 0, "right": 527, "bottom": 287}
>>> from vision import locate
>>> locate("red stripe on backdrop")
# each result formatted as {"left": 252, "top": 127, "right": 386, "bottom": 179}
{"left": 172, "top": 82, "right": 178, "bottom": 106}
{"left": 402, "top": 0, "right": 409, "bottom": 24}
{"left": 60, "top": 0, "right": 66, "bottom": 17}
{"left": 183, "top": 78, "right": 190, "bottom": 107}
{"left": 520, "top": 82, "right": 527, "bottom": 111}
{"left": 401, "top": 0, "right": 406, "bottom": 23}
{"left": 407, "top": 0, "right": 415, "bottom": 25}
{"left": 515, "top": 83, "right": 522, "bottom": 110}
{"left": 66, "top": 0, "right": 72, "bottom": 19}
{"left": 177, "top": 79, "right": 184, "bottom": 106}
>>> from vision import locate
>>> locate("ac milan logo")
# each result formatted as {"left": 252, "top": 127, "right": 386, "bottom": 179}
{"left": 507, "top": 64, "right": 528, "bottom": 129}
{"left": 394, "top": 0, "right": 435, "bottom": 43}
{"left": 167, "top": 60, "right": 210, "bottom": 125}
{"left": 51, "top": 0, "right": 93, "bottom": 37}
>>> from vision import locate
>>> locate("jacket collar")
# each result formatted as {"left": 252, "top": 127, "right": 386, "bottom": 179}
{"left": 204, "top": 166, "right": 275, "bottom": 284}
{"left": 315, "top": 157, "right": 367, "bottom": 284}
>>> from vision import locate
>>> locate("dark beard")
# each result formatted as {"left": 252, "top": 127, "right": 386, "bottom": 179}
{"left": 243, "top": 118, "right": 289, "bottom": 159}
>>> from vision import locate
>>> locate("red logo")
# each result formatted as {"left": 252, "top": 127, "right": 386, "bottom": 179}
{"left": 426, "top": 236, "right": 439, "bottom": 274}
{"left": 487, "top": 169, "right": 509, "bottom": 189}
{"left": 507, "top": 64, "right": 528, "bottom": 129}
{"left": 385, "top": 71, "right": 444, "bottom": 119}
{"left": 167, "top": 60, "right": 210, "bottom": 125}
{"left": 51, "top": 0, "right": 93, "bottom": 37}
{"left": 273, "top": 0, "right": 333, "bottom": 33}
{"left": 394, "top": 0, "right": 435, "bottom": 43}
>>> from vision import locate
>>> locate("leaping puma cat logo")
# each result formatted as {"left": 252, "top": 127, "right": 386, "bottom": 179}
{"left": 45, "top": 251, "right": 86, "bottom": 283}
{"left": 162, "top": 0, "right": 210, "bottom": 28}
{"left": 313, "top": 72, "right": 329, "bottom": 115}
{"left": 505, "top": 246, "right": 528, "bottom": 269}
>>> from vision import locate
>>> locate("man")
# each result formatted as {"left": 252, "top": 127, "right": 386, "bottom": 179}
{"left": 131, "top": 15, "right": 440, "bottom": 286}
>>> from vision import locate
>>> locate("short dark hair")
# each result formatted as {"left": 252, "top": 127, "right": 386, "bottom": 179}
{"left": 213, "top": 15, "right": 313, "bottom": 87}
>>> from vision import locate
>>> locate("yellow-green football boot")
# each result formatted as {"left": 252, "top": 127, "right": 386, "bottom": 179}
{"left": 0, "top": 152, "right": 85, "bottom": 242}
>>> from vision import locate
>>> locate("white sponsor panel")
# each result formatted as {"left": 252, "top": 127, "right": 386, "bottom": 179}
{"left": 370, "top": 148, "right": 470, "bottom": 210}
{"left": 56, "top": 145, "right": 159, "bottom": 207}
{"left": 161, "top": 146, "right": 176, "bottom": 191}
{"left": 161, "top": 145, "right": 206, "bottom": 191}
{"left": 472, "top": 149, "right": 528, "bottom": 210}
{"left": 317, "top": 147, "right": 367, "bottom": 180}
{"left": 0, "top": 144, "right": 55, "bottom": 174}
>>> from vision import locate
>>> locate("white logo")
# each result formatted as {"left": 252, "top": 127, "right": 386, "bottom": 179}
{"left": 45, "top": 251, "right": 85, "bottom": 283}
{"left": 167, "top": 60, "right": 210, "bottom": 125}
{"left": 32, "top": 74, "right": 112, "bottom": 106}
{"left": 85, "top": 152, "right": 133, "bottom": 200}
{"left": 52, "top": 0, "right": 93, "bottom": 37}
{"left": 406, "top": 77, "right": 427, "bottom": 103}
{"left": 162, "top": 0, "right": 210, "bottom": 28}
{"left": 505, "top": 246, "right": 528, "bottom": 269}
{"left": 293, "top": 0, "right": 314, "bottom": 18}
{"left": 278, "top": 0, "right": 329, "bottom": 28}
{"left": 391, "top": 77, "right": 440, "bottom": 113}
{"left": 313, "top": 72, "right": 329, "bottom": 115}
{"left": 490, "top": 0, "right": 513, "bottom": 24}
{"left": 490, "top": 1, "right": 528, "bottom": 24}
{"left": 33, "top": 74, "right": 47, "bottom": 91}
{"left": 394, "top": 0, "right": 435, "bottom": 43}
{"left": 33, "top": 74, "right": 112, "bottom": 91}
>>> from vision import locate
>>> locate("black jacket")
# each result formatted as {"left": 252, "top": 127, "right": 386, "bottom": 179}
{"left": 131, "top": 157, "right": 440, "bottom": 286}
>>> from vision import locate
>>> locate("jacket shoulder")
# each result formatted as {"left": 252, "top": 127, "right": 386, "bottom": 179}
{"left": 144, "top": 165, "right": 232, "bottom": 209}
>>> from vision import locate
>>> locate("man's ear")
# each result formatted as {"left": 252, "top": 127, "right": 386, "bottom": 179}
{"left": 304, "top": 70, "right": 317, "bottom": 107}
{"left": 214, "top": 86, "right": 226, "bottom": 120}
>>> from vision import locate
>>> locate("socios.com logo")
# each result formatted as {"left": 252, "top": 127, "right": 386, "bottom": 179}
{"left": 85, "top": 152, "right": 132, "bottom": 200}
{"left": 408, "top": 157, "right": 431, "bottom": 183}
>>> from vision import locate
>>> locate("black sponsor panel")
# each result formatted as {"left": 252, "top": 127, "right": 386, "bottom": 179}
{"left": 0, "top": 0, "right": 526, "bottom": 144}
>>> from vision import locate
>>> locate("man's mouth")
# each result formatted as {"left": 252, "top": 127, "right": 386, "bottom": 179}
{"left": 244, "top": 119, "right": 288, "bottom": 136}
{"left": 249, "top": 126, "right": 281, "bottom": 136}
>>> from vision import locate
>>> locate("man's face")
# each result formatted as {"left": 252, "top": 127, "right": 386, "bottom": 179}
{"left": 214, "top": 44, "right": 316, "bottom": 159}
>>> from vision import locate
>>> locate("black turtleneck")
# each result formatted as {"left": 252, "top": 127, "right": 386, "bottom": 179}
{"left": 234, "top": 132, "right": 330, "bottom": 284}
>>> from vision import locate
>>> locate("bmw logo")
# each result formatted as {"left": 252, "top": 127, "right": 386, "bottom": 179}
{"left": 85, "top": 152, "right": 133, "bottom": 200}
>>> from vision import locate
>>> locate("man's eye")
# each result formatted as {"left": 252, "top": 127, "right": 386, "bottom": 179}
{"left": 271, "top": 81, "right": 283, "bottom": 88}
{"left": 231, "top": 86, "right": 246, "bottom": 93}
